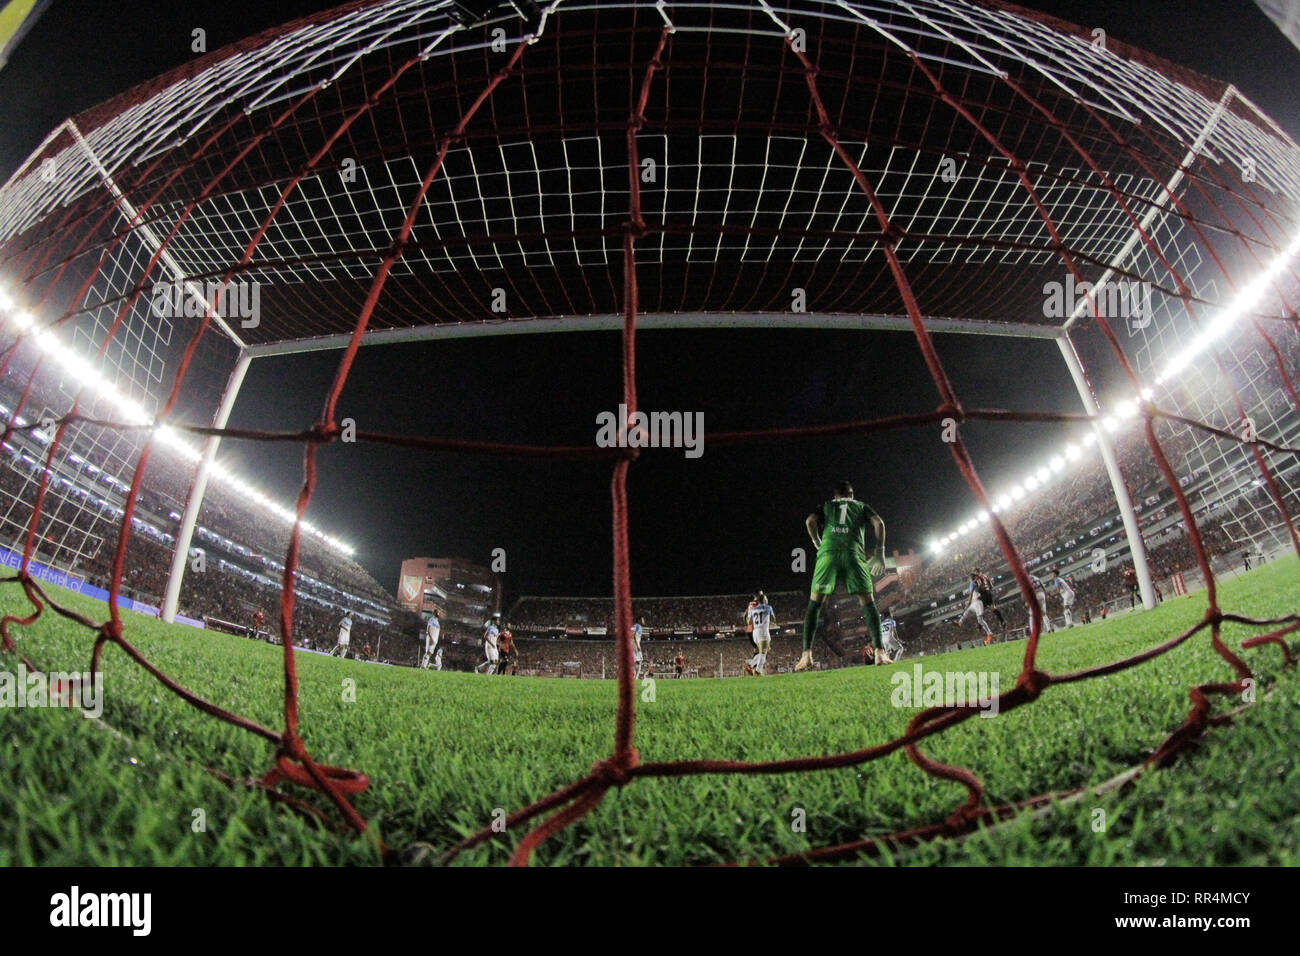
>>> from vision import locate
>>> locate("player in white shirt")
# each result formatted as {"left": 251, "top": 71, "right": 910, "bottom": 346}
{"left": 631, "top": 617, "right": 646, "bottom": 678}
{"left": 330, "top": 613, "right": 353, "bottom": 658}
{"left": 421, "top": 609, "right": 442, "bottom": 669}
{"left": 477, "top": 613, "right": 501, "bottom": 674}
{"left": 957, "top": 572, "right": 995, "bottom": 645}
{"left": 1028, "top": 573, "right": 1055, "bottom": 633}
{"left": 745, "top": 592, "right": 774, "bottom": 675}
{"left": 880, "top": 607, "right": 904, "bottom": 661}
{"left": 1048, "top": 567, "right": 1076, "bottom": 628}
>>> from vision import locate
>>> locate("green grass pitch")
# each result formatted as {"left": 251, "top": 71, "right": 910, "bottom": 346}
{"left": 1, "top": 558, "right": 1298, "bottom": 866}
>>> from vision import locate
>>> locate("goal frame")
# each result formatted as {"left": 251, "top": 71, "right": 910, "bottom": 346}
{"left": 158, "top": 312, "right": 1158, "bottom": 621}
{"left": 5, "top": 1, "right": 1274, "bottom": 624}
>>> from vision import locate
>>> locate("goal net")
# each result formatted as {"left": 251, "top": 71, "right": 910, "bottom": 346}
{"left": 0, "top": 0, "right": 1298, "bottom": 864}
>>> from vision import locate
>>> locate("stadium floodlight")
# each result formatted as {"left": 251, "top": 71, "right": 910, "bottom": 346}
{"left": 1050, "top": 456, "right": 1065, "bottom": 472}
{"left": 921, "top": 223, "right": 1298, "bottom": 561}
{"left": 0, "top": 0, "right": 1296, "bottom": 866}
{"left": 996, "top": 494, "right": 1012, "bottom": 511}
{"left": 978, "top": 510, "right": 990, "bottom": 523}
{"left": 1010, "top": 484, "right": 1026, "bottom": 500}
{"left": 0, "top": 289, "right": 11, "bottom": 311}
{"left": 1, "top": 309, "right": 355, "bottom": 556}
{"left": 60, "top": 350, "right": 97, "bottom": 386}
{"left": 1155, "top": 229, "right": 1300, "bottom": 386}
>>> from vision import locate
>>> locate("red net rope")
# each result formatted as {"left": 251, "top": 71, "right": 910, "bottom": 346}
{"left": 2, "top": 20, "right": 1299, "bottom": 867}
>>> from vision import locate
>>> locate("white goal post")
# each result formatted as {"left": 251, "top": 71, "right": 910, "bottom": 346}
{"left": 160, "top": 313, "right": 1156, "bottom": 623}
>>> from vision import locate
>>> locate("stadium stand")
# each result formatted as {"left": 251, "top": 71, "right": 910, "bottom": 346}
{"left": 0, "top": 352, "right": 414, "bottom": 660}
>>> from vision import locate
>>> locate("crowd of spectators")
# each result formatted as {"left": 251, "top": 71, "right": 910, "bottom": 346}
{"left": 2, "top": 315, "right": 1294, "bottom": 679}
{"left": 506, "top": 632, "right": 835, "bottom": 678}
{"left": 906, "top": 508, "right": 1277, "bottom": 656}
{"left": 0, "top": 362, "right": 415, "bottom": 660}
{"left": 508, "top": 591, "right": 805, "bottom": 632}
{"left": 907, "top": 313, "right": 1300, "bottom": 608}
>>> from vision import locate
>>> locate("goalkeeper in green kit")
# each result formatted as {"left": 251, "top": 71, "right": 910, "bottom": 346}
{"left": 796, "top": 480, "right": 891, "bottom": 671}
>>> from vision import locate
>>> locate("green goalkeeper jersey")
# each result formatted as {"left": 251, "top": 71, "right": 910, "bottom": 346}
{"left": 817, "top": 498, "right": 877, "bottom": 555}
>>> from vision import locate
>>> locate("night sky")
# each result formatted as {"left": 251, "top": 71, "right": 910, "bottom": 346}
{"left": 1, "top": 1, "right": 1296, "bottom": 600}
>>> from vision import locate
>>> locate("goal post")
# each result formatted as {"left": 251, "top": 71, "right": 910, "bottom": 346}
{"left": 1057, "top": 334, "right": 1157, "bottom": 610}
{"left": 241, "top": 312, "right": 1063, "bottom": 360}
{"left": 161, "top": 350, "right": 252, "bottom": 623}
{"left": 1, "top": 0, "right": 1296, "bottom": 867}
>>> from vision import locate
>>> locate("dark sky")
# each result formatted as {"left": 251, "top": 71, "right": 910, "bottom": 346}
{"left": 1, "top": 1, "right": 1297, "bottom": 600}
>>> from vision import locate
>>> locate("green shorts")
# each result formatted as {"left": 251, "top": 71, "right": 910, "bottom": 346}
{"left": 811, "top": 549, "right": 874, "bottom": 596}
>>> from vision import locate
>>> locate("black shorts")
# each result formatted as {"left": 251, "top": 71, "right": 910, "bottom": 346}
{"left": 978, "top": 589, "right": 994, "bottom": 606}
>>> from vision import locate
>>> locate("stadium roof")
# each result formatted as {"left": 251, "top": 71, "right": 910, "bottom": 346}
{"left": 2, "top": 0, "right": 1298, "bottom": 355}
